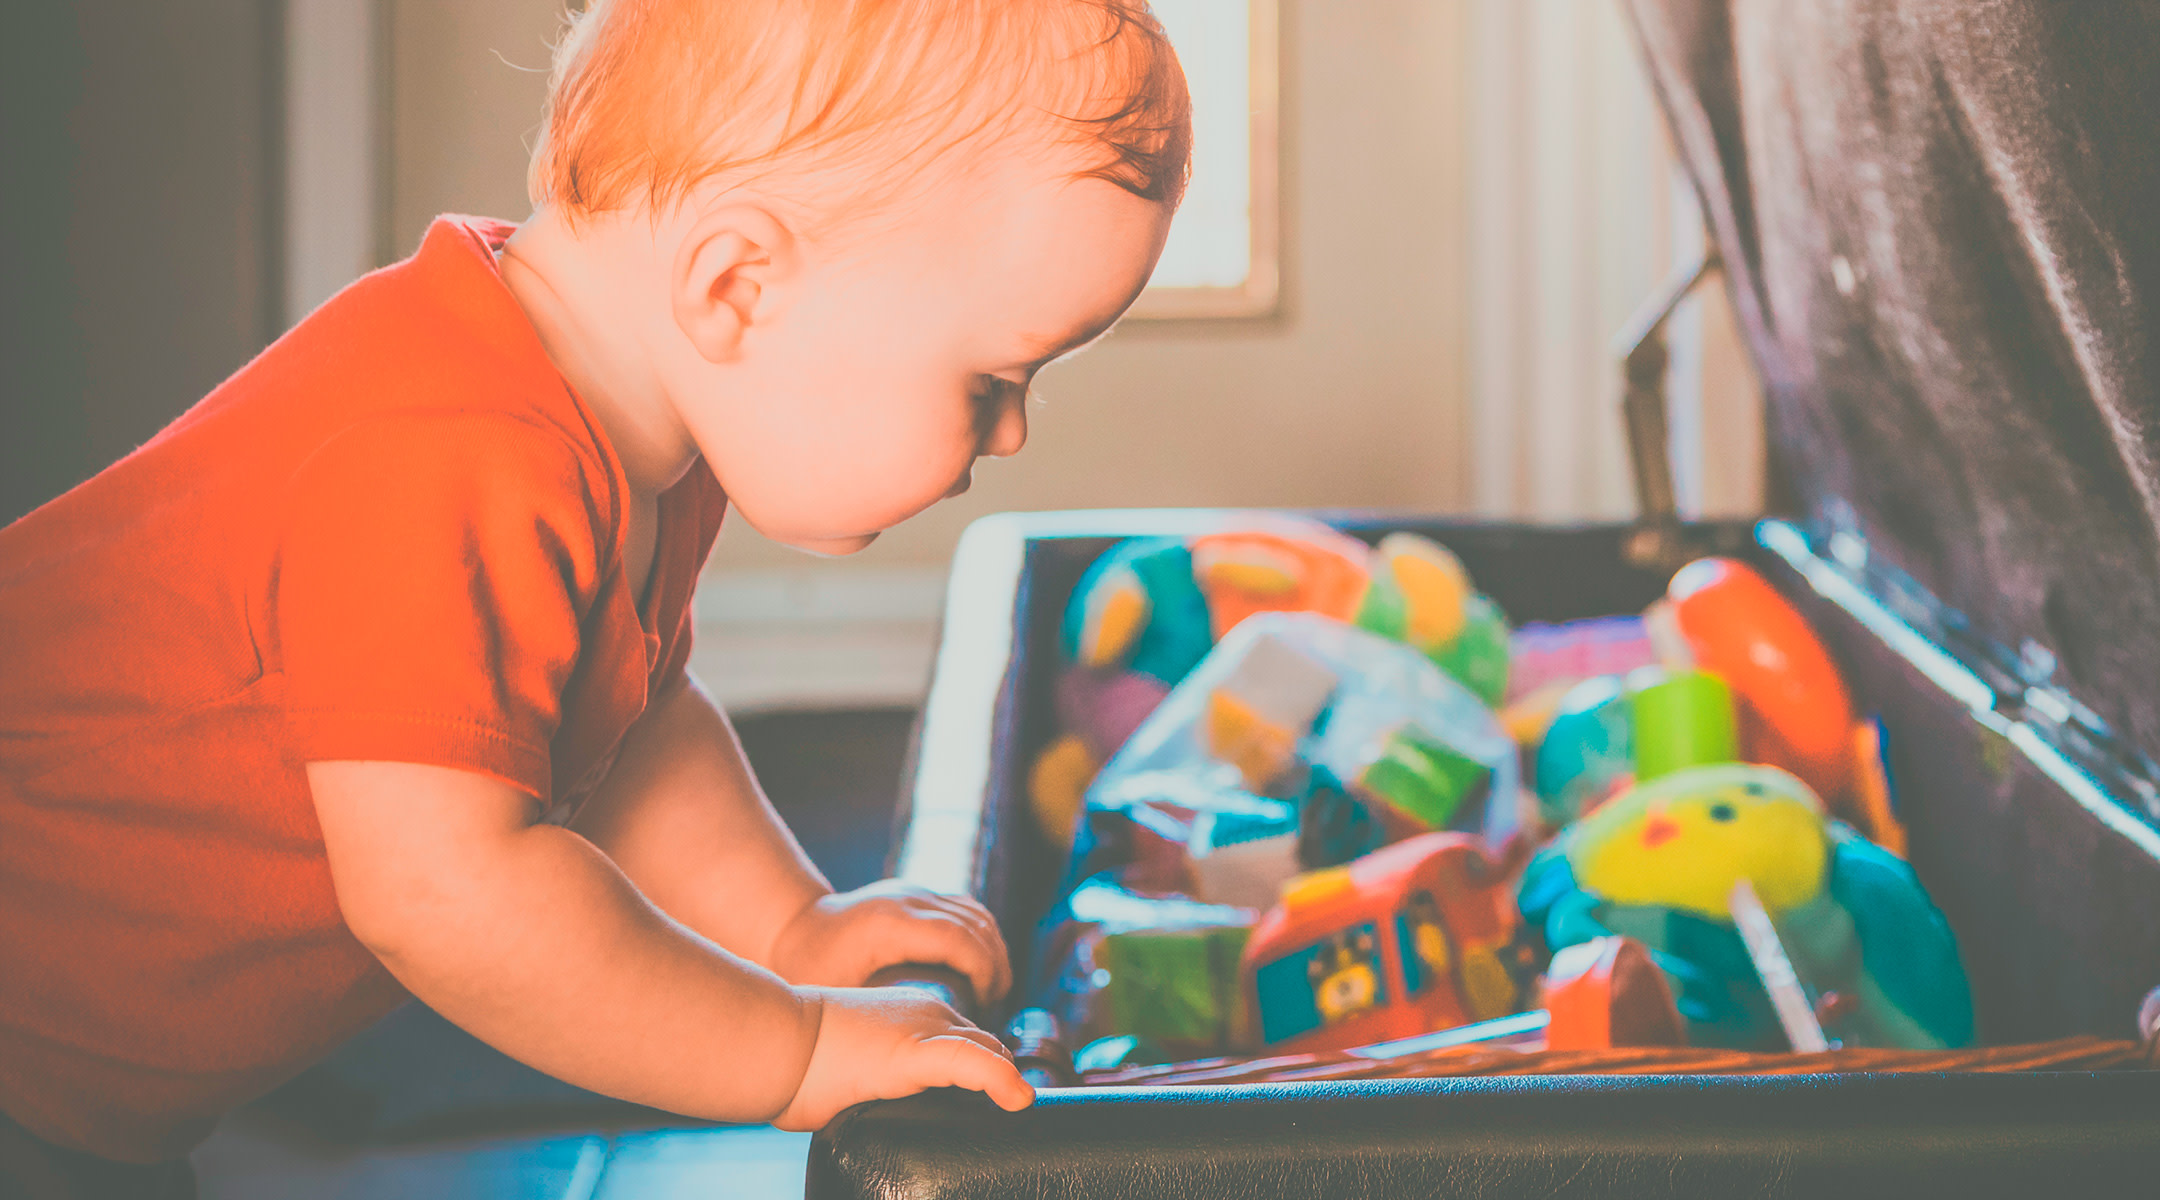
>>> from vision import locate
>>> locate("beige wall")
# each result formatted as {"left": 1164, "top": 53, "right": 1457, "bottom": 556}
{"left": 386, "top": 0, "right": 556, "bottom": 256}
{"left": 383, "top": 0, "right": 1476, "bottom": 572}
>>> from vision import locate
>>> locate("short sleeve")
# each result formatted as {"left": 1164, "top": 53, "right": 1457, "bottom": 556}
{"left": 274, "top": 413, "right": 613, "bottom": 799}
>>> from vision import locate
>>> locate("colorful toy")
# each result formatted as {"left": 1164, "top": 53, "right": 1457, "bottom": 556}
{"left": 1204, "top": 630, "right": 1339, "bottom": 792}
{"left": 1539, "top": 934, "right": 1688, "bottom": 1051}
{"left": 1190, "top": 524, "right": 1375, "bottom": 640}
{"left": 1293, "top": 766, "right": 1386, "bottom": 869}
{"left": 1241, "top": 832, "right": 1527, "bottom": 1054}
{"left": 1517, "top": 763, "right": 1973, "bottom": 1051}
{"left": 1628, "top": 667, "right": 1740, "bottom": 781}
{"left": 1356, "top": 728, "right": 1492, "bottom": 832}
{"left": 1532, "top": 666, "right": 1741, "bottom": 828}
{"left": 1098, "top": 923, "right": 1256, "bottom": 1055}
{"left": 1187, "top": 803, "right": 1304, "bottom": 910}
{"left": 1534, "top": 676, "right": 1634, "bottom": 827}
{"left": 1057, "top": 667, "right": 1174, "bottom": 762}
{"left": 1507, "top": 615, "right": 1660, "bottom": 703}
{"left": 1076, "top": 936, "right": 1691, "bottom": 1084}
{"left": 1039, "top": 526, "right": 1523, "bottom": 834}
{"left": 1029, "top": 733, "right": 1100, "bottom": 850}
{"left": 1659, "top": 558, "right": 1858, "bottom": 802}
{"left": 1060, "top": 523, "right": 1515, "bottom": 706}
{"left": 1355, "top": 534, "right": 1511, "bottom": 707}
{"left": 1034, "top": 877, "right": 1258, "bottom": 1057}
{"left": 1356, "top": 532, "right": 1474, "bottom": 648}
{"left": 1186, "top": 525, "right": 1516, "bottom": 708}
{"left": 1088, "top": 614, "right": 1524, "bottom": 862}
{"left": 1294, "top": 733, "right": 1496, "bottom": 874}
{"left": 1424, "top": 594, "right": 1511, "bottom": 708}
{"left": 1063, "top": 537, "right": 1214, "bottom": 686}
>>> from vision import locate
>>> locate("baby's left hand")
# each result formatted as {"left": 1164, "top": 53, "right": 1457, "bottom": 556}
{"left": 768, "top": 880, "right": 1013, "bottom": 1007}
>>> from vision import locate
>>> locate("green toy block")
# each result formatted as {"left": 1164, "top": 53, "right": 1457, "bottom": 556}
{"left": 1100, "top": 924, "right": 1253, "bottom": 1053}
{"left": 1360, "top": 730, "right": 1491, "bottom": 829}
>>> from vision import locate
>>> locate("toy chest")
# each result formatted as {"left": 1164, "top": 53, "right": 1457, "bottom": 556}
{"left": 807, "top": 3, "right": 2160, "bottom": 1196}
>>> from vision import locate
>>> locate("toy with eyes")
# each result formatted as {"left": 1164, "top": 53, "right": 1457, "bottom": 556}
{"left": 1516, "top": 763, "right": 1973, "bottom": 1051}
{"left": 1242, "top": 832, "right": 1528, "bottom": 1054}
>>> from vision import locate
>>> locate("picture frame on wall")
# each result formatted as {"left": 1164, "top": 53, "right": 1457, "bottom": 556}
{"left": 1128, "top": 0, "right": 1282, "bottom": 320}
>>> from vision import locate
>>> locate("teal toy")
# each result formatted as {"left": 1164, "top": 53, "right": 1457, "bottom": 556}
{"left": 1533, "top": 668, "right": 1741, "bottom": 828}
{"left": 1533, "top": 677, "right": 1633, "bottom": 827}
{"left": 1062, "top": 537, "right": 1215, "bottom": 687}
{"left": 1517, "top": 763, "right": 1973, "bottom": 1051}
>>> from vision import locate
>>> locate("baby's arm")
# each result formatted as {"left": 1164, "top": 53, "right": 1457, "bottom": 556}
{"left": 308, "top": 760, "right": 1030, "bottom": 1128}
{"left": 567, "top": 674, "right": 1012, "bottom": 1004}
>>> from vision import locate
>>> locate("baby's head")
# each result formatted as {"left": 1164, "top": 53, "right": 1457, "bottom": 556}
{"left": 521, "top": 0, "right": 1191, "bottom": 554}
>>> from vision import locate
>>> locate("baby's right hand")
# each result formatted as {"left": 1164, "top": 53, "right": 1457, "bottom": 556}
{"left": 772, "top": 986, "right": 1035, "bottom": 1131}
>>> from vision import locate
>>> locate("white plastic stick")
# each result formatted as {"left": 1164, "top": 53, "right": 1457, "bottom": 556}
{"left": 1729, "top": 878, "right": 1831, "bottom": 1053}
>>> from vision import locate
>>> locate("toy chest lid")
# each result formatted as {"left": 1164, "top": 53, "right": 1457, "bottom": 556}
{"left": 1627, "top": 1, "right": 2160, "bottom": 778}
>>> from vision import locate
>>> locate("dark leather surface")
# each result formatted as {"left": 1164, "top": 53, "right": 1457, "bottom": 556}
{"left": 1626, "top": 0, "right": 2160, "bottom": 767}
{"left": 809, "top": 1072, "right": 2160, "bottom": 1199}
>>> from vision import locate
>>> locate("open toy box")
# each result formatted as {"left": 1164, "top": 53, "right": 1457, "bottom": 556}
{"left": 807, "top": 3, "right": 2160, "bottom": 1196}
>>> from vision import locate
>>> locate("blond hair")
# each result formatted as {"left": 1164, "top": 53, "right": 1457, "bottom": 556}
{"left": 529, "top": 0, "right": 1191, "bottom": 233}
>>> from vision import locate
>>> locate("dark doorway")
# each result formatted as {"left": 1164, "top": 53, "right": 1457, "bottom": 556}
{"left": 2, "top": 0, "right": 285, "bottom": 525}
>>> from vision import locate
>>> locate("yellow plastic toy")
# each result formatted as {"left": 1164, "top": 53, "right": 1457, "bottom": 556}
{"left": 1567, "top": 763, "right": 1830, "bottom": 920}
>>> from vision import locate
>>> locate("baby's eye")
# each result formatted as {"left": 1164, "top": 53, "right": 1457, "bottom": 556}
{"left": 1708, "top": 802, "right": 1738, "bottom": 823}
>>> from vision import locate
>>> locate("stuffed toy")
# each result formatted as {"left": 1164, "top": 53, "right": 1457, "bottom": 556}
{"left": 1517, "top": 763, "right": 1972, "bottom": 1051}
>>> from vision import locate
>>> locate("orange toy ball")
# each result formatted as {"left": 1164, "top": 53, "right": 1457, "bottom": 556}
{"left": 1666, "top": 558, "right": 1856, "bottom": 800}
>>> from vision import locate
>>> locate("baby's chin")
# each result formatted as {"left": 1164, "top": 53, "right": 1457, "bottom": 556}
{"left": 779, "top": 530, "right": 882, "bottom": 557}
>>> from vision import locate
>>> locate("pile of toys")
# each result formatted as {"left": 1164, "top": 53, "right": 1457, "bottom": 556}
{"left": 1021, "top": 518, "right": 1973, "bottom": 1074}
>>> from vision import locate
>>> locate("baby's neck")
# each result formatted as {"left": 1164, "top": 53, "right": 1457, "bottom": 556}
{"left": 499, "top": 209, "right": 699, "bottom": 501}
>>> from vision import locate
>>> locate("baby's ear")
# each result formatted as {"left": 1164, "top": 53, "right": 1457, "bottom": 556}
{"left": 671, "top": 205, "right": 796, "bottom": 363}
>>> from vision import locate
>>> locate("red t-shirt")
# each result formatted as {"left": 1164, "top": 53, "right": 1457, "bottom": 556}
{"left": 0, "top": 215, "right": 725, "bottom": 1162}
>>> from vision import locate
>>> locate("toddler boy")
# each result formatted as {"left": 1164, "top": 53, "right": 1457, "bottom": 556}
{"left": 0, "top": 0, "right": 1189, "bottom": 1191}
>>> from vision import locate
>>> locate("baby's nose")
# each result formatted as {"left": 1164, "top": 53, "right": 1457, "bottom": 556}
{"left": 983, "top": 394, "right": 1028, "bottom": 458}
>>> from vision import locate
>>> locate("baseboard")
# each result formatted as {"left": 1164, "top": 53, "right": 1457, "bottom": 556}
{"left": 689, "top": 567, "right": 948, "bottom": 713}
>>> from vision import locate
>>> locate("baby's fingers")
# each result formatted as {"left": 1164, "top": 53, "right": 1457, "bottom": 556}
{"left": 921, "top": 895, "right": 1014, "bottom": 1002}
{"left": 912, "top": 1034, "right": 1035, "bottom": 1113}
{"left": 878, "top": 911, "right": 1008, "bottom": 1009}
